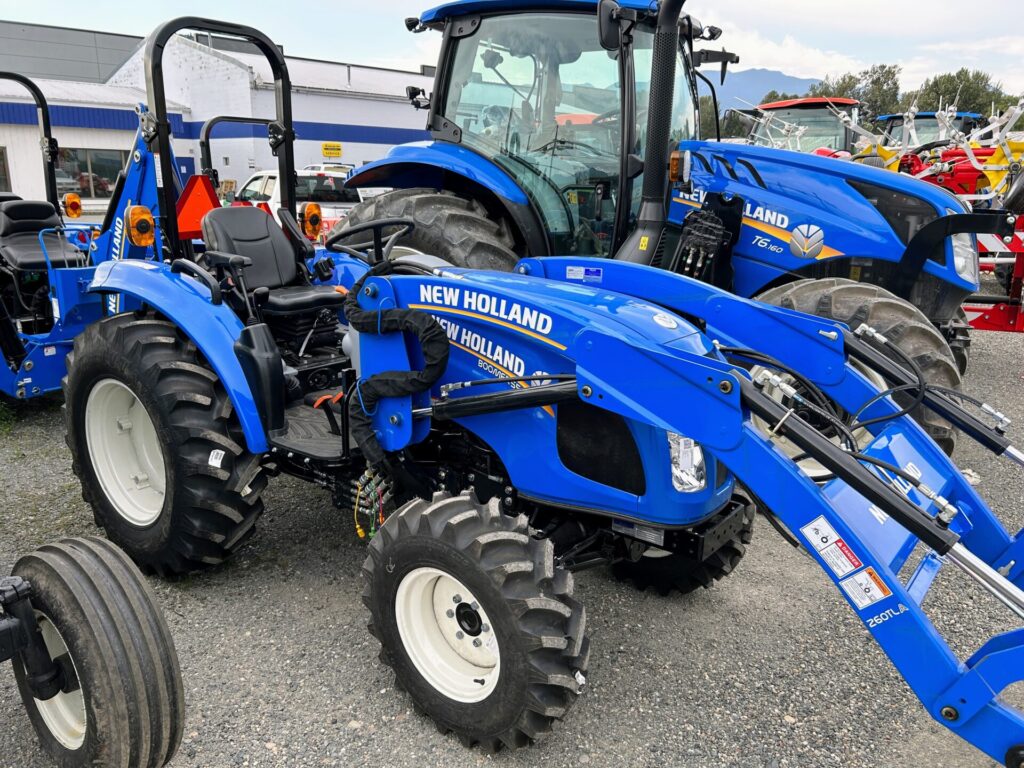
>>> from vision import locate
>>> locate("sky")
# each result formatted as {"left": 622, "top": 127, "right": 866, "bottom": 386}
{"left": 2, "top": 0, "right": 1022, "bottom": 94}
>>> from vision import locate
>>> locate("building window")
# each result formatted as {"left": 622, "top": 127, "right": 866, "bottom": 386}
{"left": 56, "top": 148, "right": 129, "bottom": 199}
{"left": 0, "top": 148, "right": 10, "bottom": 193}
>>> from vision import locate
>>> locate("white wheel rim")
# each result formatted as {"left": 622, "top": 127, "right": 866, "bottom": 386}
{"left": 394, "top": 567, "right": 501, "bottom": 703}
{"left": 32, "top": 615, "right": 86, "bottom": 750}
{"left": 85, "top": 378, "right": 166, "bottom": 526}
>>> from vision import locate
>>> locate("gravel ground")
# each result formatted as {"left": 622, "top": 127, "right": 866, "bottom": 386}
{"left": 0, "top": 329, "right": 1022, "bottom": 768}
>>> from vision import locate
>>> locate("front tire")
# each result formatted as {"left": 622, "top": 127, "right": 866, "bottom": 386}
{"left": 756, "top": 278, "right": 961, "bottom": 454}
{"left": 332, "top": 188, "right": 519, "bottom": 270}
{"left": 63, "top": 313, "right": 267, "bottom": 575}
{"left": 362, "top": 492, "right": 589, "bottom": 751}
{"left": 611, "top": 501, "right": 755, "bottom": 595}
{"left": 11, "top": 537, "right": 184, "bottom": 768}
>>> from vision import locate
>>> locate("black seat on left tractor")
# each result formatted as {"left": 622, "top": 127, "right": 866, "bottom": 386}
{"left": 0, "top": 193, "right": 22, "bottom": 204}
{"left": 201, "top": 206, "right": 344, "bottom": 315}
{"left": 0, "top": 200, "right": 83, "bottom": 271}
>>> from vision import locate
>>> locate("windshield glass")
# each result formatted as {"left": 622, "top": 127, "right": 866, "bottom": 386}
{"left": 752, "top": 107, "right": 847, "bottom": 151}
{"left": 440, "top": 11, "right": 696, "bottom": 256}
{"left": 295, "top": 174, "right": 360, "bottom": 204}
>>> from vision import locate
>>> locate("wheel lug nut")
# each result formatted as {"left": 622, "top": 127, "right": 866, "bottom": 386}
{"left": 455, "top": 631, "right": 464, "bottom": 640}
{"left": 470, "top": 601, "right": 479, "bottom": 610}
{"left": 481, "top": 623, "right": 490, "bottom": 633}
{"left": 445, "top": 609, "right": 455, "bottom": 618}
{"left": 472, "top": 638, "right": 482, "bottom": 647}
{"left": 453, "top": 594, "right": 462, "bottom": 603}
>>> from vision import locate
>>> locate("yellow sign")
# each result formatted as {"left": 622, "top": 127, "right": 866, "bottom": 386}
{"left": 321, "top": 142, "right": 343, "bottom": 158}
{"left": 639, "top": 235, "right": 649, "bottom": 251}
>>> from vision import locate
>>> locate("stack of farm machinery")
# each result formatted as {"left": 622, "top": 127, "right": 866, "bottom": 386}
{"left": 738, "top": 92, "right": 1024, "bottom": 336}
{"left": 4, "top": 2, "right": 1024, "bottom": 767}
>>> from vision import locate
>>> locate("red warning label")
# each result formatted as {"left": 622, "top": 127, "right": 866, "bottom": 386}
{"left": 800, "top": 516, "right": 863, "bottom": 578}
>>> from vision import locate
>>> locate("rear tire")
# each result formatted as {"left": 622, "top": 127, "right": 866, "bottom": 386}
{"left": 63, "top": 313, "right": 267, "bottom": 575}
{"left": 11, "top": 537, "right": 184, "bottom": 768}
{"left": 611, "top": 501, "right": 755, "bottom": 596}
{"left": 362, "top": 492, "right": 588, "bottom": 751}
{"left": 331, "top": 188, "right": 519, "bottom": 271}
{"left": 756, "top": 278, "right": 961, "bottom": 454}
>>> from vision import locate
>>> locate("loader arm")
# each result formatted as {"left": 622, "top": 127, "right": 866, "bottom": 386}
{"left": 500, "top": 256, "right": 1024, "bottom": 765}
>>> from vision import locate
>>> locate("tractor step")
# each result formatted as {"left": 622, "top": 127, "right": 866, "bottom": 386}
{"left": 269, "top": 399, "right": 350, "bottom": 462}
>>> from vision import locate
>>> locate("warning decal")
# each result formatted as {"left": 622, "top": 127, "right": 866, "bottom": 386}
{"left": 800, "top": 516, "right": 863, "bottom": 578}
{"left": 840, "top": 567, "right": 893, "bottom": 610}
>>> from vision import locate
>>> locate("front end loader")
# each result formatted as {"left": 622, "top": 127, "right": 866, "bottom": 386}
{"left": 53, "top": 16, "right": 1024, "bottom": 767}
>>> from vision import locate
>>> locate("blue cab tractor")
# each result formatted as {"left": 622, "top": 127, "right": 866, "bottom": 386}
{"left": 59, "top": 13, "right": 1024, "bottom": 767}
{"left": 0, "top": 71, "right": 175, "bottom": 403}
{"left": 338, "top": 0, "right": 1017, "bottom": 450}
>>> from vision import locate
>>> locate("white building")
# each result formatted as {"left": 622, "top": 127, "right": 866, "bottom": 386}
{"left": 0, "top": 22, "right": 434, "bottom": 211}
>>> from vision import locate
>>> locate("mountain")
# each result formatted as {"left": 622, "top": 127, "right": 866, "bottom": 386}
{"left": 705, "top": 68, "right": 820, "bottom": 111}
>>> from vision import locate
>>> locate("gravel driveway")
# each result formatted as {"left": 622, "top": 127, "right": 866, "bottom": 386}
{"left": 1, "top": 329, "right": 1021, "bottom": 768}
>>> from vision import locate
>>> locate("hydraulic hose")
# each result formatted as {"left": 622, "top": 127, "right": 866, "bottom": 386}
{"left": 343, "top": 262, "right": 449, "bottom": 468}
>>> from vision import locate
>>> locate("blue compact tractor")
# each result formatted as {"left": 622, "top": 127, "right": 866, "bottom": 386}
{"left": 58, "top": 12, "right": 1024, "bottom": 767}
{"left": 337, "top": 0, "right": 1017, "bottom": 451}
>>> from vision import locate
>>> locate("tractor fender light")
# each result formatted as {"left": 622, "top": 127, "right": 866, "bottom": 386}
{"left": 299, "top": 202, "right": 322, "bottom": 240}
{"left": 127, "top": 205, "right": 156, "bottom": 248}
{"left": 63, "top": 193, "right": 82, "bottom": 219}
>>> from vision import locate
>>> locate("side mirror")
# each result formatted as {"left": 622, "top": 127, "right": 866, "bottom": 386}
{"left": 598, "top": 0, "right": 621, "bottom": 51}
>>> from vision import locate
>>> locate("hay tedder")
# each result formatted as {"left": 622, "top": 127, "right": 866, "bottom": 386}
{"left": 44, "top": 10, "right": 1024, "bottom": 767}
{"left": 2, "top": 538, "right": 183, "bottom": 767}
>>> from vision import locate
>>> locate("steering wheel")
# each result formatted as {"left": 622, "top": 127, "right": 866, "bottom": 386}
{"left": 325, "top": 217, "right": 416, "bottom": 264}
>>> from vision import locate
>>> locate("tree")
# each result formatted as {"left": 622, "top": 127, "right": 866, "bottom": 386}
{"left": 855, "top": 64, "right": 901, "bottom": 119}
{"left": 698, "top": 95, "right": 719, "bottom": 138}
{"left": 803, "top": 67, "right": 900, "bottom": 120}
{"left": 806, "top": 73, "right": 861, "bottom": 101}
{"left": 759, "top": 89, "right": 800, "bottom": 105}
{"left": 905, "top": 68, "right": 1019, "bottom": 114}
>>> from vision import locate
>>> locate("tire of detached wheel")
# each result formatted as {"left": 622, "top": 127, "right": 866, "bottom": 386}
{"left": 11, "top": 537, "right": 184, "bottom": 768}
{"left": 329, "top": 188, "right": 519, "bottom": 271}
{"left": 756, "top": 278, "right": 962, "bottom": 455}
{"left": 63, "top": 312, "right": 267, "bottom": 576}
{"left": 362, "top": 492, "right": 590, "bottom": 752}
{"left": 611, "top": 501, "right": 755, "bottom": 595}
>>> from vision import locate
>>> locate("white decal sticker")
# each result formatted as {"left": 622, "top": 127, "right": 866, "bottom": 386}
{"left": 653, "top": 312, "right": 679, "bottom": 330}
{"left": 565, "top": 265, "right": 603, "bottom": 283}
{"left": 416, "top": 285, "right": 553, "bottom": 334}
{"left": 43, "top": 346, "right": 57, "bottom": 357}
{"left": 208, "top": 449, "right": 225, "bottom": 469}
{"left": 800, "top": 516, "right": 863, "bottom": 578}
{"left": 840, "top": 567, "right": 893, "bottom": 610}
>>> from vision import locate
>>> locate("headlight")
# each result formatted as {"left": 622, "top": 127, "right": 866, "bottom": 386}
{"left": 948, "top": 209, "right": 980, "bottom": 284}
{"left": 668, "top": 432, "right": 706, "bottom": 492}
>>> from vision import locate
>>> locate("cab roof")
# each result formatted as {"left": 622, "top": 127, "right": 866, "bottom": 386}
{"left": 419, "top": 0, "right": 657, "bottom": 24}
{"left": 876, "top": 112, "right": 983, "bottom": 121}
{"left": 757, "top": 97, "right": 859, "bottom": 111}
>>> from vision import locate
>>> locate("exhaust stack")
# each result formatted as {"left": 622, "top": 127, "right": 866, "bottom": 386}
{"left": 614, "top": 0, "right": 685, "bottom": 265}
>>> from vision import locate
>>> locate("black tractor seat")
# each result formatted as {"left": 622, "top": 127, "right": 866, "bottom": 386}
{"left": 0, "top": 200, "right": 85, "bottom": 271}
{"left": 201, "top": 206, "right": 344, "bottom": 316}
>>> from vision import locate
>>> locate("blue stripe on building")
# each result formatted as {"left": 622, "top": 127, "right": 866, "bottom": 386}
{"left": 0, "top": 101, "right": 185, "bottom": 133}
{"left": 184, "top": 120, "right": 428, "bottom": 144}
{"left": 0, "top": 102, "right": 428, "bottom": 145}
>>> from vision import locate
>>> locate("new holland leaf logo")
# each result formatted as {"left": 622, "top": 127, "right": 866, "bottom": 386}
{"left": 789, "top": 224, "right": 825, "bottom": 259}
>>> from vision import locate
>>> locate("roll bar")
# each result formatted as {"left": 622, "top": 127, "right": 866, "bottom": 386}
{"left": 143, "top": 17, "right": 296, "bottom": 256}
{"left": 0, "top": 72, "right": 58, "bottom": 208}
{"left": 198, "top": 116, "right": 274, "bottom": 188}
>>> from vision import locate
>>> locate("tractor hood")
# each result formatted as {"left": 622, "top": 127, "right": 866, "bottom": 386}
{"left": 673, "top": 140, "right": 977, "bottom": 301}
